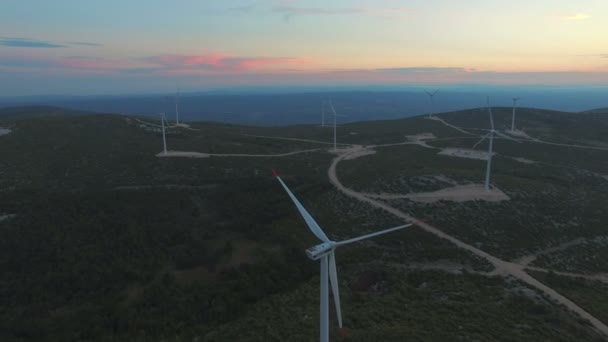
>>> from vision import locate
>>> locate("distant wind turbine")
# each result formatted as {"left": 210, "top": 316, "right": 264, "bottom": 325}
{"left": 321, "top": 100, "right": 326, "bottom": 127}
{"left": 510, "top": 97, "right": 521, "bottom": 132}
{"left": 272, "top": 169, "right": 411, "bottom": 342}
{"left": 472, "top": 97, "right": 496, "bottom": 192}
{"left": 425, "top": 89, "right": 439, "bottom": 118}
{"left": 175, "top": 90, "right": 180, "bottom": 125}
{"left": 160, "top": 112, "right": 168, "bottom": 154}
{"left": 329, "top": 100, "right": 346, "bottom": 151}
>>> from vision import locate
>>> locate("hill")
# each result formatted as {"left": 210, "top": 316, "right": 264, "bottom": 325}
{"left": 0, "top": 106, "right": 607, "bottom": 341}
{"left": 584, "top": 108, "right": 608, "bottom": 114}
{"left": 2, "top": 89, "right": 607, "bottom": 126}
{"left": 0, "top": 106, "right": 93, "bottom": 121}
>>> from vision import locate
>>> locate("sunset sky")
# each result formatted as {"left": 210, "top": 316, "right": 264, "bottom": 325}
{"left": 1, "top": 0, "right": 607, "bottom": 95}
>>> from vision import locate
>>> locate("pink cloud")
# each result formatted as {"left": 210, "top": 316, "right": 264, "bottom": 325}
{"left": 234, "top": 57, "right": 312, "bottom": 69}
{"left": 146, "top": 53, "right": 314, "bottom": 72}
{"left": 0, "top": 52, "right": 316, "bottom": 77}
{"left": 3, "top": 52, "right": 607, "bottom": 87}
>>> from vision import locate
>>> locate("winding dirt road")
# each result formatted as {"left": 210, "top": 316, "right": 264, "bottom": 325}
{"left": 328, "top": 146, "right": 608, "bottom": 337}
{"left": 432, "top": 115, "right": 608, "bottom": 152}
{"left": 150, "top": 116, "right": 608, "bottom": 335}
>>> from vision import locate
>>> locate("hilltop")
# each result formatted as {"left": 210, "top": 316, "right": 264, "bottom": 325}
{"left": 584, "top": 108, "right": 608, "bottom": 114}
{"left": 0, "top": 106, "right": 93, "bottom": 121}
{"left": 2, "top": 89, "right": 607, "bottom": 125}
{"left": 0, "top": 105, "right": 607, "bottom": 341}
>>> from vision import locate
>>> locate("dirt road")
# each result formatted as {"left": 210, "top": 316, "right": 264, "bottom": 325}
{"left": 328, "top": 146, "right": 608, "bottom": 336}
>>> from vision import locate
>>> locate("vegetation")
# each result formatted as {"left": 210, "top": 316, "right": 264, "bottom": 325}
{"left": 528, "top": 271, "right": 608, "bottom": 327}
{"left": 208, "top": 271, "right": 603, "bottom": 342}
{"left": 532, "top": 238, "right": 608, "bottom": 274}
{"left": 336, "top": 110, "right": 608, "bottom": 260}
{"left": 0, "top": 106, "right": 607, "bottom": 341}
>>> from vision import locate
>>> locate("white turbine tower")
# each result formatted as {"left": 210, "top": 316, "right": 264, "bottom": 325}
{"left": 321, "top": 100, "right": 326, "bottom": 127}
{"left": 272, "top": 169, "right": 411, "bottom": 342}
{"left": 175, "top": 90, "right": 180, "bottom": 126}
{"left": 472, "top": 98, "right": 496, "bottom": 192}
{"left": 510, "top": 97, "right": 521, "bottom": 132}
{"left": 331, "top": 101, "right": 337, "bottom": 151}
{"left": 425, "top": 89, "right": 438, "bottom": 118}
{"left": 328, "top": 100, "right": 345, "bottom": 151}
{"left": 160, "top": 112, "right": 168, "bottom": 154}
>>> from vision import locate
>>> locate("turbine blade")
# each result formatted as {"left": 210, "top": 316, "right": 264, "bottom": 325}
{"left": 328, "top": 252, "right": 344, "bottom": 335}
{"left": 472, "top": 133, "right": 490, "bottom": 149}
{"left": 488, "top": 106, "right": 495, "bottom": 130}
{"left": 273, "top": 172, "right": 330, "bottom": 243}
{"left": 335, "top": 224, "right": 411, "bottom": 247}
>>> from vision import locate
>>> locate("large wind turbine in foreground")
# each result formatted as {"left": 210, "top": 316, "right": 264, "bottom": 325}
{"left": 472, "top": 99, "right": 496, "bottom": 192}
{"left": 273, "top": 169, "right": 411, "bottom": 342}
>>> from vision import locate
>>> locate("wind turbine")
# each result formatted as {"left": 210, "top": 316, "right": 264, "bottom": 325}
{"left": 175, "top": 90, "right": 180, "bottom": 125}
{"left": 321, "top": 100, "right": 326, "bottom": 127}
{"left": 510, "top": 97, "right": 521, "bottom": 132}
{"left": 328, "top": 100, "right": 345, "bottom": 152}
{"left": 160, "top": 112, "right": 168, "bottom": 154}
{"left": 424, "top": 89, "right": 439, "bottom": 118}
{"left": 472, "top": 98, "right": 495, "bottom": 192}
{"left": 272, "top": 169, "right": 411, "bottom": 342}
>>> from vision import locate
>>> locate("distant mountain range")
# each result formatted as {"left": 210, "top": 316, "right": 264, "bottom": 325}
{"left": 0, "top": 89, "right": 606, "bottom": 126}
{"left": 584, "top": 108, "right": 608, "bottom": 114}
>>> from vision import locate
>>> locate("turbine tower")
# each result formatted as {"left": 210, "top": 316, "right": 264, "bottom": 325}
{"left": 321, "top": 100, "right": 326, "bottom": 127}
{"left": 330, "top": 100, "right": 337, "bottom": 151}
{"left": 175, "top": 90, "right": 180, "bottom": 125}
{"left": 425, "top": 89, "right": 439, "bottom": 118}
{"left": 328, "top": 100, "right": 345, "bottom": 151}
{"left": 472, "top": 98, "right": 496, "bottom": 192}
{"left": 272, "top": 169, "right": 411, "bottom": 342}
{"left": 160, "top": 112, "right": 168, "bottom": 154}
{"left": 510, "top": 97, "right": 521, "bottom": 132}
{"left": 332, "top": 101, "right": 337, "bottom": 151}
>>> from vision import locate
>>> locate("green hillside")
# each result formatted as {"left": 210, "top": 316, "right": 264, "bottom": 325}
{"left": 0, "top": 106, "right": 607, "bottom": 341}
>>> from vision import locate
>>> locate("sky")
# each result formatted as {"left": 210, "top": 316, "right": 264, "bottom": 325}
{"left": 0, "top": 0, "right": 607, "bottom": 96}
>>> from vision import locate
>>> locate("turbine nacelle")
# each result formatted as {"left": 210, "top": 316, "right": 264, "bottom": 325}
{"left": 306, "top": 242, "right": 334, "bottom": 260}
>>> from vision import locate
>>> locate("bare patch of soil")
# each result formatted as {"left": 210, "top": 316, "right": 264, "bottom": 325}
{"left": 366, "top": 184, "right": 509, "bottom": 203}
{"left": 438, "top": 148, "right": 493, "bottom": 161}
